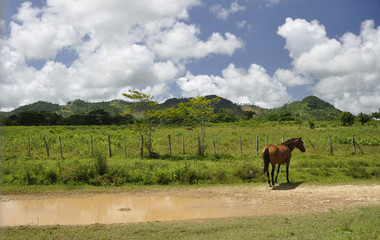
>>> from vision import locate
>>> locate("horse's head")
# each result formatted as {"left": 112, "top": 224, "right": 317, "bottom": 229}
{"left": 296, "top": 137, "right": 306, "bottom": 152}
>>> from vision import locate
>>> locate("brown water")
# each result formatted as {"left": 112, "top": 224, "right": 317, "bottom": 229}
{"left": 0, "top": 194, "right": 256, "bottom": 226}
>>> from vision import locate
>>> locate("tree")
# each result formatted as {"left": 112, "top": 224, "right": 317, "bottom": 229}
{"left": 357, "top": 112, "right": 370, "bottom": 126}
{"left": 278, "top": 110, "right": 295, "bottom": 122}
{"left": 266, "top": 113, "right": 278, "bottom": 121}
{"left": 340, "top": 112, "right": 355, "bottom": 126}
{"left": 371, "top": 111, "right": 380, "bottom": 119}
{"left": 122, "top": 90, "right": 176, "bottom": 157}
{"left": 178, "top": 96, "right": 220, "bottom": 156}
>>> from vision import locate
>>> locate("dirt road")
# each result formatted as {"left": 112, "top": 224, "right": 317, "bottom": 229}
{"left": 2, "top": 184, "right": 379, "bottom": 220}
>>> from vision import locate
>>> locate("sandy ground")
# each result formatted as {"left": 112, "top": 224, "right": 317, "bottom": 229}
{"left": 2, "top": 184, "right": 380, "bottom": 218}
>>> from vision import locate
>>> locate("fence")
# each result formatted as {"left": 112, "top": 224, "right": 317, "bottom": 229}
{"left": 11, "top": 133, "right": 367, "bottom": 160}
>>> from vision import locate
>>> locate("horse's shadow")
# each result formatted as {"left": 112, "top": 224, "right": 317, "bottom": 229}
{"left": 274, "top": 181, "right": 304, "bottom": 190}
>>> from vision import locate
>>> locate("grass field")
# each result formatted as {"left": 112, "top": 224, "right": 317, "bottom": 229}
{"left": 1, "top": 205, "right": 379, "bottom": 240}
{"left": 1, "top": 121, "right": 379, "bottom": 190}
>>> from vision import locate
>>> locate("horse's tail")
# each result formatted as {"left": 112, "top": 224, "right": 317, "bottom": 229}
{"left": 263, "top": 148, "right": 270, "bottom": 174}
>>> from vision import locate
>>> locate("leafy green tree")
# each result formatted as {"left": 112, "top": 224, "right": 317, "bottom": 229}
{"left": 266, "top": 113, "right": 278, "bottom": 121}
{"left": 340, "top": 111, "right": 355, "bottom": 126}
{"left": 357, "top": 112, "right": 370, "bottom": 126}
{"left": 178, "top": 96, "right": 220, "bottom": 156}
{"left": 372, "top": 111, "right": 380, "bottom": 119}
{"left": 122, "top": 90, "right": 177, "bottom": 157}
{"left": 278, "top": 110, "right": 295, "bottom": 122}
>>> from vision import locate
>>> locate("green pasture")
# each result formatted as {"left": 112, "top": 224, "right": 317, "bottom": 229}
{"left": 1, "top": 121, "right": 379, "bottom": 189}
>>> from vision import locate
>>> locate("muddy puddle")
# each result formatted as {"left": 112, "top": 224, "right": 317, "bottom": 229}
{"left": 0, "top": 194, "right": 256, "bottom": 226}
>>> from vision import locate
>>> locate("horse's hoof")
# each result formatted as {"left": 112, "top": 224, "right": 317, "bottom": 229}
{"left": 272, "top": 185, "right": 276, "bottom": 190}
{"left": 268, "top": 184, "right": 272, "bottom": 187}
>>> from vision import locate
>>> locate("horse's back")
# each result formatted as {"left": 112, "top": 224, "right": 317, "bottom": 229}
{"left": 262, "top": 145, "right": 279, "bottom": 159}
{"left": 262, "top": 144, "right": 289, "bottom": 164}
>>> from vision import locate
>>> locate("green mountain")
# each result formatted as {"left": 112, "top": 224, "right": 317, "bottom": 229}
{"left": 256, "top": 96, "right": 342, "bottom": 120}
{"left": 10, "top": 101, "right": 61, "bottom": 114}
{"left": 160, "top": 95, "right": 242, "bottom": 115}
{"left": 58, "top": 99, "right": 130, "bottom": 117}
{"left": 3, "top": 95, "right": 341, "bottom": 121}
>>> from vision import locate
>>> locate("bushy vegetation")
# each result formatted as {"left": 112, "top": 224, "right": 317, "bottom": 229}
{"left": 2, "top": 109, "right": 134, "bottom": 126}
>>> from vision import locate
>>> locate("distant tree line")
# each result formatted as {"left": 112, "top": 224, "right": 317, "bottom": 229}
{"left": 1, "top": 106, "right": 379, "bottom": 127}
{"left": 1, "top": 108, "right": 243, "bottom": 126}
{"left": 1, "top": 109, "right": 134, "bottom": 126}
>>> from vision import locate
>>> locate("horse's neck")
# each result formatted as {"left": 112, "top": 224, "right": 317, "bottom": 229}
{"left": 283, "top": 142, "right": 296, "bottom": 152}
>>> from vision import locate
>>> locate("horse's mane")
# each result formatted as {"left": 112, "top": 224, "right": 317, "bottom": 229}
{"left": 283, "top": 138, "right": 299, "bottom": 144}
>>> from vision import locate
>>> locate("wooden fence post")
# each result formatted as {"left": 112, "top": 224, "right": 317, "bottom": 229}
{"left": 282, "top": 135, "right": 284, "bottom": 143}
{"left": 168, "top": 135, "right": 172, "bottom": 156}
{"left": 355, "top": 142, "right": 364, "bottom": 154}
{"left": 256, "top": 135, "right": 259, "bottom": 156}
{"left": 352, "top": 135, "right": 356, "bottom": 154}
{"left": 59, "top": 136, "right": 64, "bottom": 159}
{"left": 108, "top": 135, "right": 112, "bottom": 158}
{"left": 28, "top": 137, "right": 31, "bottom": 158}
{"left": 308, "top": 139, "right": 316, "bottom": 153}
{"left": 43, "top": 136, "right": 49, "bottom": 159}
{"left": 90, "top": 135, "right": 94, "bottom": 157}
{"left": 329, "top": 136, "right": 333, "bottom": 155}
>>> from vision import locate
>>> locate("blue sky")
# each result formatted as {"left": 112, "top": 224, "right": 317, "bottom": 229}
{"left": 1, "top": 0, "right": 379, "bottom": 114}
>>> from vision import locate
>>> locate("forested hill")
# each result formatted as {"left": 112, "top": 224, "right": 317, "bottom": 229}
{"left": 159, "top": 95, "right": 243, "bottom": 115}
{"left": 5, "top": 99, "right": 130, "bottom": 118}
{"left": 271, "top": 96, "right": 342, "bottom": 120}
{"left": 2, "top": 95, "right": 243, "bottom": 117}
{"left": 2, "top": 95, "right": 341, "bottom": 121}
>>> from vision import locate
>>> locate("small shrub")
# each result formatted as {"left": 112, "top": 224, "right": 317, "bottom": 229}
{"left": 94, "top": 151, "right": 108, "bottom": 176}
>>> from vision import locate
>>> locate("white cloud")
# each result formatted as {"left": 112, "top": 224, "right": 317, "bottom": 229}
{"left": 0, "top": 0, "right": 246, "bottom": 110}
{"left": 153, "top": 22, "right": 244, "bottom": 61}
{"left": 278, "top": 18, "right": 380, "bottom": 114}
{"left": 177, "top": 63, "right": 290, "bottom": 108}
{"left": 273, "top": 69, "right": 312, "bottom": 87}
{"left": 236, "top": 20, "right": 247, "bottom": 29}
{"left": 265, "top": 0, "right": 280, "bottom": 7}
{"left": 210, "top": 2, "right": 245, "bottom": 20}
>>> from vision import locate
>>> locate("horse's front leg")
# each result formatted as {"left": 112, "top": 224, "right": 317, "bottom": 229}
{"left": 286, "top": 161, "right": 290, "bottom": 183}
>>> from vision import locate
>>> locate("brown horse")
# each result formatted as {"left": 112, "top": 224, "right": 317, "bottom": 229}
{"left": 262, "top": 138, "right": 305, "bottom": 188}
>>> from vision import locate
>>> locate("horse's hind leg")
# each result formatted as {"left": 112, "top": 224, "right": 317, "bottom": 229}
{"left": 271, "top": 164, "right": 275, "bottom": 188}
{"left": 275, "top": 164, "right": 281, "bottom": 183}
{"left": 286, "top": 161, "right": 290, "bottom": 183}
{"left": 267, "top": 170, "right": 271, "bottom": 186}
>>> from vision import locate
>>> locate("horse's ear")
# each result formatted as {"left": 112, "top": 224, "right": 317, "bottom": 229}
{"left": 299, "top": 137, "right": 302, "bottom": 140}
